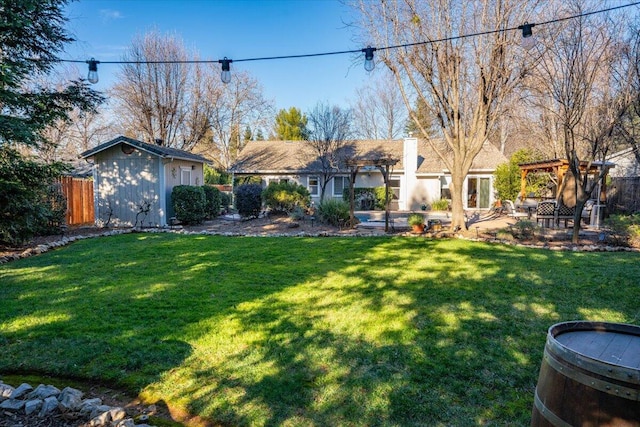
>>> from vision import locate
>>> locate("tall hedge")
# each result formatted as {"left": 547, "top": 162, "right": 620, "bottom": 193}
{"left": 203, "top": 185, "right": 222, "bottom": 219}
{"left": 172, "top": 185, "right": 206, "bottom": 224}
{"left": 235, "top": 184, "right": 263, "bottom": 218}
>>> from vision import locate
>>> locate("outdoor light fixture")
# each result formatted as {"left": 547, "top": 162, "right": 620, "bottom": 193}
{"left": 87, "top": 58, "right": 99, "bottom": 84}
{"left": 219, "top": 57, "right": 232, "bottom": 83}
{"left": 518, "top": 22, "right": 536, "bottom": 50}
{"left": 362, "top": 46, "right": 376, "bottom": 72}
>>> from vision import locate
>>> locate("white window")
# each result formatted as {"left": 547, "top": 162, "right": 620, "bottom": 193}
{"left": 308, "top": 176, "right": 319, "bottom": 196}
{"left": 333, "top": 176, "right": 350, "bottom": 197}
{"left": 180, "top": 167, "right": 192, "bottom": 185}
{"left": 389, "top": 177, "right": 401, "bottom": 200}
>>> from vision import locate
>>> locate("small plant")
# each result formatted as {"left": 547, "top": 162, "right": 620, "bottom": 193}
{"left": 317, "top": 199, "right": 350, "bottom": 227}
{"left": 431, "top": 199, "right": 450, "bottom": 211}
{"left": 509, "top": 220, "right": 537, "bottom": 239}
{"left": 289, "top": 206, "right": 306, "bottom": 221}
{"left": 407, "top": 213, "right": 425, "bottom": 226}
{"left": 604, "top": 213, "right": 640, "bottom": 247}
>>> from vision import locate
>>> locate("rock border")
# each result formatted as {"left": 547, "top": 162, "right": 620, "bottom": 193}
{"left": 0, "top": 380, "right": 154, "bottom": 427}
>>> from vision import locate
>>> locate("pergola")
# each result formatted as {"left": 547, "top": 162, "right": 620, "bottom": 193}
{"left": 518, "top": 158, "right": 613, "bottom": 205}
{"left": 345, "top": 157, "right": 399, "bottom": 232}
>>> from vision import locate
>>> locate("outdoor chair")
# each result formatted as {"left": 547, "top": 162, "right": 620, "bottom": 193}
{"left": 503, "top": 200, "right": 529, "bottom": 221}
{"left": 536, "top": 201, "right": 556, "bottom": 228}
{"left": 556, "top": 204, "right": 575, "bottom": 228}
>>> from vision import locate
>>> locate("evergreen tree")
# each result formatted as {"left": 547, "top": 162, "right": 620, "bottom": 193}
{"left": 0, "top": 0, "right": 103, "bottom": 243}
{"left": 274, "top": 107, "right": 308, "bottom": 140}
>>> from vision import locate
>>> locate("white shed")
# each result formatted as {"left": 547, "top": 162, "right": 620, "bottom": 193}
{"left": 81, "top": 136, "right": 208, "bottom": 227}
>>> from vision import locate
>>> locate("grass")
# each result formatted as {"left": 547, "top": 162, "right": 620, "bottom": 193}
{"left": 1, "top": 233, "right": 639, "bottom": 426}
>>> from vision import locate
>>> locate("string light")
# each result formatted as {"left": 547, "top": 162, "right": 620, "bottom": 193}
{"left": 362, "top": 46, "right": 376, "bottom": 72}
{"left": 219, "top": 57, "right": 232, "bottom": 84}
{"left": 72, "top": 2, "right": 639, "bottom": 84}
{"left": 86, "top": 58, "right": 99, "bottom": 84}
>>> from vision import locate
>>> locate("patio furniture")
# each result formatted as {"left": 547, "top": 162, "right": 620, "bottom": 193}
{"left": 556, "top": 204, "right": 575, "bottom": 228}
{"left": 536, "top": 201, "right": 556, "bottom": 228}
{"left": 503, "top": 200, "right": 529, "bottom": 220}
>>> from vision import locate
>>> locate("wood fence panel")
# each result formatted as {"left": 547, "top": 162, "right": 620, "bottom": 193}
{"left": 607, "top": 177, "right": 640, "bottom": 214}
{"left": 59, "top": 177, "right": 95, "bottom": 225}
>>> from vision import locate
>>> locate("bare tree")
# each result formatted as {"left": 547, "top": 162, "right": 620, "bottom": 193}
{"left": 194, "top": 69, "right": 274, "bottom": 170}
{"left": 525, "top": 1, "right": 636, "bottom": 243}
{"left": 306, "top": 102, "right": 352, "bottom": 201}
{"left": 111, "top": 30, "right": 211, "bottom": 150}
{"left": 350, "top": 72, "right": 407, "bottom": 140}
{"left": 352, "top": 0, "right": 538, "bottom": 230}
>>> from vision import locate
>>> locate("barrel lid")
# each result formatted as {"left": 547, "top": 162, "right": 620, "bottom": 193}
{"left": 548, "top": 321, "right": 640, "bottom": 372}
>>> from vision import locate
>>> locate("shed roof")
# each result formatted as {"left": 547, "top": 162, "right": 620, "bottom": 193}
{"left": 80, "top": 135, "right": 210, "bottom": 163}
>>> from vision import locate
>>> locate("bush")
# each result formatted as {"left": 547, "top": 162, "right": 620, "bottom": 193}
{"left": 374, "top": 187, "right": 393, "bottom": 210}
{"left": 172, "top": 185, "right": 206, "bottom": 224}
{"left": 604, "top": 213, "right": 640, "bottom": 246}
{"left": 203, "top": 185, "right": 222, "bottom": 219}
{"left": 0, "top": 148, "right": 69, "bottom": 244}
{"left": 317, "top": 199, "right": 351, "bottom": 227}
{"left": 344, "top": 188, "right": 377, "bottom": 210}
{"left": 431, "top": 199, "right": 450, "bottom": 211}
{"left": 262, "top": 181, "right": 310, "bottom": 213}
{"left": 235, "top": 184, "right": 263, "bottom": 218}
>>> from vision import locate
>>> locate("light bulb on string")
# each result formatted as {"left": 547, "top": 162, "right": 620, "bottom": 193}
{"left": 518, "top": 22, "right": 536, "bottom": 51}
{"left": 219, "top": 57, "right": 232, "bottom": 83}
{"left": 87, "top": 58, "right": 99, "bottom": 84}
{"left": 362, "top": 46, "right": 376, "bottom": 72}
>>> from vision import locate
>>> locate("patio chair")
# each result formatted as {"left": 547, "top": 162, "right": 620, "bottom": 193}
{"left": 536, "top": 201, "right": 556, "bottom": 228}
{"left": 503, "top": 200, "right": 529, "bottom": 221}
{"left": 556, "top": 204, "right": 575, "bottom": 228}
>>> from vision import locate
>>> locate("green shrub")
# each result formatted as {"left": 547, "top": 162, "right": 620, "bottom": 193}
{"left": 203, "top": 185, "right": 222, "bottom": 219}
{"left": 430, "top": 199, "right": 450, "bottom": 211}
{"left": 344, "top": 188, "right": 377, "bottom": 210}
{"left": 604, "top": 213, "right": 640, "bottom": 246}
{"left": 317, "top": 199, "right": 351, "bottom": 227}
{"left": 374, "top": 187, "right": 393, "bottom": 210}
{"left": 235, "top": 184, "right": 263, "bottom": 218}
{"left": 509, "top": 220, "right": 537, "bottom": 239}
{"left": 262, "top": 181, "right": 310, "bottom": 213}
{"left": 289, "top": 206, "right": 306, "bottom": 221}
{"left": 172, "top": 185, "right": 206, "bottom": 224}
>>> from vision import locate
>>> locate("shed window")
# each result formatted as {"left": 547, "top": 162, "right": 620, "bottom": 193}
{"left": 180, "top": 167, "right": 192, "bottom": 185}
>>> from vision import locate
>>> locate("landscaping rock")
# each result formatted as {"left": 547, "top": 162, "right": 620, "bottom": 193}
{"left": 24, "top": 398, "right": 43, "bottom": 415}
{"left": 79, "top": 397, "right": 103, "bottom": 416}
{"left": 39, "top": 395, "right": 59, "bottom": 417}
{"left": 89, "top": 404, "right": 114, "bottom": 419}
{"left": 0, "top": 382, "right": 14, "bottom": 399}
{"left": 27, "top": 383, "right": 61, "bottom": 399}
{"left": 0, "top": 398, "right": 25, "bottom": 411}
{"left": 58, "top": 386, "right": 84, "bottom": 411}
{"left": 9, "top": 382, "right": 33, "bottom": 399}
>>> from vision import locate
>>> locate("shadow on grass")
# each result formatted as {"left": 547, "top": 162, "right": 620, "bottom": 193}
{"left": 1, "top": 234, "right": 639, "bottom": 425}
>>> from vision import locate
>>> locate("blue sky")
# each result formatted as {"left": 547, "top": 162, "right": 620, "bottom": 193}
{"left": 62, "top": 0, "right": 374, "bottom": 113}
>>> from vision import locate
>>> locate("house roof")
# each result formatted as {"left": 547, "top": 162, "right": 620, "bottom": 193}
{"left": 415, "top": 139, "right": 507, "bottom": 174}
{"left": 80, "top": 135, "right": 210, "bottom": 163}
{"left": 232, "top": 139, "right": 507, "bottom": 174}
{"left": 231, "top": 140, "right": 404, "bottom": 173}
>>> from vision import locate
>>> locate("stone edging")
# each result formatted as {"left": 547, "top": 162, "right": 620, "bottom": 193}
{"left": 1, "top": 227, "right": 637, "bottom": 265}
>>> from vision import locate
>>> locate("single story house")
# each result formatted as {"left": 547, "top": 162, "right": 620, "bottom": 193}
{"left": 231, "top": 137, "right": 507, "bottom": 211}
{"left": 81, "top": 135, "right": 209, "bottom": 227}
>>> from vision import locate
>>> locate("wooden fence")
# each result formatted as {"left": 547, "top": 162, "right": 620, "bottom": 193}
{"left": 607, "top": 177, "right": 640, "bottom": 214}
{"left": 59, "top": 177, "right": 94, "bottom": 225}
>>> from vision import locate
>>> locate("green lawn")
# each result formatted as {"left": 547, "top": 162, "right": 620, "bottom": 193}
{"left": 1, "top": 234, "right": 639, "bottom": 426}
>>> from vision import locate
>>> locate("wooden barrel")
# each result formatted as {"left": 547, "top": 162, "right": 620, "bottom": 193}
{"left": 531, "top": 321, "right": 640, "bottom": 426}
